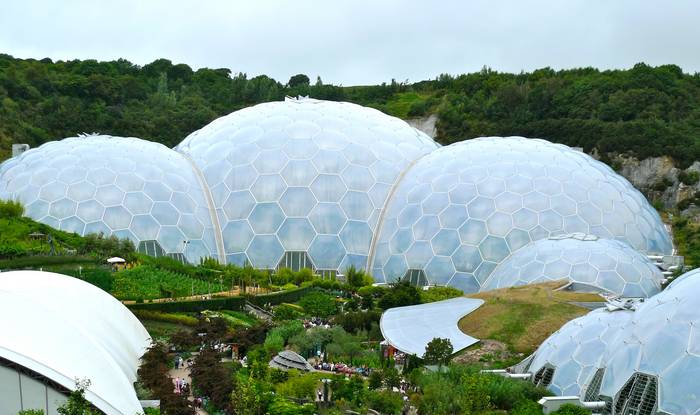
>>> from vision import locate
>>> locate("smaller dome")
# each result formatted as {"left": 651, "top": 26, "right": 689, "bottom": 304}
{"left": 481, "top": 233, "right": 663, "bottom": 298}
{"left": 598, "top": 270, "right": 700, "bottom": 414}
{"left": 527, "top": 308, "right": 632, "bottom": 396}
{"left": 269, "top": 350, "right": 314, "bottom": 371}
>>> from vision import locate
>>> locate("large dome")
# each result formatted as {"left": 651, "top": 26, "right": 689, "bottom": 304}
{"left": 370, "top": 137, "right": 672, "bottom": 292}
{"left": 0, "top": 135, "right": 219, "bottom": 263}
{"left": 176, "top": 98, "right": 437, "bottom": 271}
{"left": 0, "top": 271, "right": 150, "bottom": 415}
{"left": 481, "top": 233, "right": 663, "bottom": 298}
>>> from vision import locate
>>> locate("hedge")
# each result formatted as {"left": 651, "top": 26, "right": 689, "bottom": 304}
{"left": 127, "top": 286, "right": 313, "bottom": 313}
{"left": 0, "top": 255, "right": 98, "bottom": 270}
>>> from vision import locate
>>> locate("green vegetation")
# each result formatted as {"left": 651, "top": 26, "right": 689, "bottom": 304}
{"left": 419, "top": 285, "right": 463, "bottom": 303}
{"left": 2, "top": 56, "right": 699, "bottom": 168}
{"left": 111, "top": 265, "right": 214, "bottom": 300}
{"left": 0, "top": 200, "right": 134, "bottom": 261}
{"left": 671, "top": 215, "right": 700, "bottom": 266}
{"left": 461, "top": 281, "right": 601, "bottom": 354}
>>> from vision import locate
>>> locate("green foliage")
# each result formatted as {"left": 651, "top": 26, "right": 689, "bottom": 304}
{"left": 672, "top": 215, "right": 700, "bottom": 266}
{"left": 264, "top": 320, "right": 304, "bottom": 354}
{"left": 551, "top": 404, "right": 592, "bottom": 415}
{"left": 273, "top": 303, "right": 305, "bottom": 321}
{"left": 298, "top": 291, "right": 337, "bottom": 317}
{"left": 333, "top": 309, "right": 382, "bottom": 335}
{"left": 420, "top": 286, "right": 463, "bottom": 303}
{"left": 18, "top": 410, "right": 45, "bottom": 415}
{"left": 344, "top": 265, "right": 373, "bottom": 288}
{"left": 2, "top": 57, "right": 700, "bottom": 167}
{"left": 275, "top": 372, "right": 320, "bottom": 400}
{"left": 112, "top": 265, "right": 212, "bottom": 300}
{"left": 680, "top": 170, "right": 700, "bottom": 186}
{"left": 378, "top": 279, "right": 421, "bottom": 309}
{"left": 423, "top": 337, "right": 454, "bottom": 367}
{"left": 57, "top": 380, "right": 100, "bottom": 415}
{"left": 132, "top": 310, "right": 199, "bottom": 326}
{"left": 0, "top": 199, "right": 23, "bottom": 217}
{"left": 190, "top": 346, "right": 235, "bottom": 412}
{"left": 267, "top": 397, "right": 315, "bottom": 415}
{"left": 366, "top": 391, "right": 404, "bottom": 414}
{"left": 0, "top": 205, "right": 134, "bottom": 261}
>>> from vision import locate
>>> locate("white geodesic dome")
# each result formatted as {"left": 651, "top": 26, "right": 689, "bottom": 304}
{"left": 175, "top": 97, "right": 438, "bottom": 271}
{"left": 370, "top": 137, "right": 672, "bottom": 293}
{"left": 0, "top": 135, "right": 218, "bottom": 263}
{"left": 526, "top": 308, "right": 633, "bottom": 396}
{"left": 481, "top": 233, "right": 663, "bottom": 297}
{"left": 594, "top": 270, "right": 700, "bottom": 415}
{"left": 0, "top": 271, "right": 151, "bottom": 415}
{"left": 526, "top": 268, "right": 700, "bottom": 415}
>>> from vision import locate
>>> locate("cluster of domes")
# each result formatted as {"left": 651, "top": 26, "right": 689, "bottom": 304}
{"left": 0, "top": 98, "right": 672, "bottom": 294}
{"left": 525, "top": 268, "right": 700, "bottom": 414}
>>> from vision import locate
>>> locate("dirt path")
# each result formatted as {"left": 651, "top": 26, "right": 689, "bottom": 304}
{"left": 169, "top": 365, "right": 207, "bottom": 415}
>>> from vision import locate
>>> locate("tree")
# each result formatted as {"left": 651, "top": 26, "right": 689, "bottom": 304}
{"left": 298, "top": 291, "right": 337, "bottom": 318}
{"left": 378, "top": 279, "right": 421, "bottom": 310}
{"left": 287, "top": 74, "right": 310, "bottom": 88}
{"left": 423, "top": 337, "right": 453, "bottom": 370}
{"left": 382, "top": 367, "right": 401, "bottom": 389}
{"left": 368, "top": 370, "right": 383, "bottom": 390}
{"left": 57, "top": 379, "right": 99, "bottom": 415}
{"left": 190, "top": 346, "right": 235, "bottom": 412}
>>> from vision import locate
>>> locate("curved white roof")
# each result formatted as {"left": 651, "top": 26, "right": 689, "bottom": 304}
{"left": 380, "top": 297, "right": 483, "bottom": 356}
{"left": 0, "top": 271, "right": 151, "bottom": 415}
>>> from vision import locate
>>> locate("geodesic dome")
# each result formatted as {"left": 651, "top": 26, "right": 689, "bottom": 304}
{"left": 370, "top": 137, "right": 672, "bottom": 293}
{"left": 593, "top": 271, "right": 700, "bottom": 415}
{"left": 0, "top": 135, "right": 218, "bottom": 263}
{"left": 175, "top": 98, "right": 437, "bottom": 271}
{"left": 481, "top": 233, "right": 663, "bottom": 297}
{"left": 526, "top": 308, "right": 633, "bottom": 396}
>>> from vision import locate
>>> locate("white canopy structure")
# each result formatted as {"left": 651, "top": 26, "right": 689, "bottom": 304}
{"left": 106, "top": 257, "right": 126, "bottom": 264}
{"left": 0, "top": 271, "right": 151, "bottom": 415}
{"left": 380, "top": 297, "right": 484, "bottom": 357}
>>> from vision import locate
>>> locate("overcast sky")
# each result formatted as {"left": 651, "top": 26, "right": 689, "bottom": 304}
{"left": 1, "top": 0, "right": 698, "bottom": 85}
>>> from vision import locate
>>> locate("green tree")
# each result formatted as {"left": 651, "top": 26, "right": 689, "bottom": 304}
{"left": 287, "top": 74, "right": 310, "bottom": 88}
{"left": 57, "top": 380, "right": 99, "bottom": 415}
{"left": 298, "top": 291, "right": 337, "bottom": 318}
{"left": 423, "top": 337, "right": 453, "bottom": 370}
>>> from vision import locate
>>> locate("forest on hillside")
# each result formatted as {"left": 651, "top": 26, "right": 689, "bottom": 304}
{"left": 1, "top": 54, "right": 700, "bottom": 165}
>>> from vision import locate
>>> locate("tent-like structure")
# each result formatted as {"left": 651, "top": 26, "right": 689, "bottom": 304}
{"left": 380, "top": 297, "right": 484, "bottom": 357}
{"left": 0, "top": 271, "right": 151, "bottom": 415}
{"left": 269, "top": 350, "right": 314, "bottom": 372}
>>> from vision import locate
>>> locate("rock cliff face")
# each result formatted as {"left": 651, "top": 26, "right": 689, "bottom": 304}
{"left": 406, "top": 114, "right": 438, "bottom": 138}
{"left": 612, "top": 155, "right": 700, "bottom": 211}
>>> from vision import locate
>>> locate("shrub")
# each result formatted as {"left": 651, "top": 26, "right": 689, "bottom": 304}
{"left": 0, "top": 199, "right": 24, "bottom": 218}
{"left": 679, "top": 170, "right": 700, "bottom": 186}
{"left": 420, "top": 286, "right": 463, "bottom": 303}
{"left": 298, "top": 291, "right": 337, "bottom": 318}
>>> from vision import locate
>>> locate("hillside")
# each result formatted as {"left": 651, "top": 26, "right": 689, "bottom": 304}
{"left": 458, "top": 281, "right": 603, "bottom": 357}
{"left": 1, "top": 54, "right": 700, "bottom": 165}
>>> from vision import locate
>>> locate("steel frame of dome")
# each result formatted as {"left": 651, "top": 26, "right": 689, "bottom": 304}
{"left": 481, "top": 233, "right": 664, "bottom": 298}
{"left": 0, "top": 100, "right": 672, "bottom": 293}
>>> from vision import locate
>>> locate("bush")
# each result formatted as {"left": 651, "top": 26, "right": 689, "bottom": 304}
{"left": 420, "top": 286, "right": 463, "bottom": 303}
{"left": 132, "top": 310, "right": 199, "bottom": 326}
{"left": 298, "top": 291, "right": 337, "bottom": 318}
{"left": 0, "top": 199, "right": 24, "bottom": 218}
{"left": 680, "top": 170, "right": 700, "bottom": 186}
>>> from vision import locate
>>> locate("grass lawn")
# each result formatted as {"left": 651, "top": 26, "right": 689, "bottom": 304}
{"left": 459, "top": 281, "right": 604, "bottom": 355}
